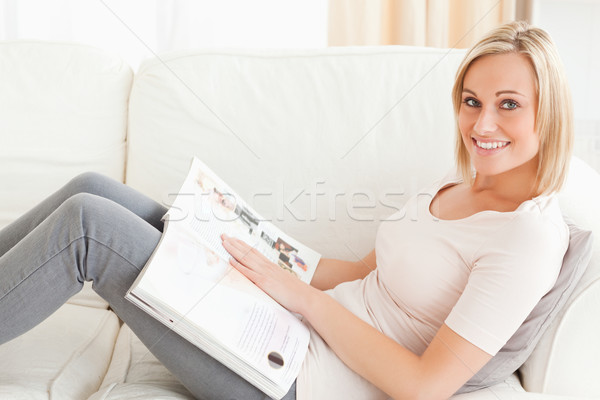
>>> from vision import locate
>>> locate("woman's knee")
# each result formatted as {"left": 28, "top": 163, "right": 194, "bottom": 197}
{"left": 60, "top": 192, "right": 108, "bottom": 223}
{"left": 67, "top": 171, "right": 106, "bottom": 191}
{"left": 63, "top": 171, "right": 119, "bottom": 199}
{"left": 43, "top": 193, "right": 110, "bottom": 246}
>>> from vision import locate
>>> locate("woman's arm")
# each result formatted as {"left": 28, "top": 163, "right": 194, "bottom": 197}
{"left": 302, "top": 290, "right": 492, "bottom": 399}
{"left": 310, "top": 249, "right": 376, "bottom": 290}
{"left": 221, "top": 236, "right": 491, "bottom": 399}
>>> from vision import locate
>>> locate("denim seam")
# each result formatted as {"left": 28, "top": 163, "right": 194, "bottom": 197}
{"left": 85, "top": 235, "right": 144, "bottom": 273}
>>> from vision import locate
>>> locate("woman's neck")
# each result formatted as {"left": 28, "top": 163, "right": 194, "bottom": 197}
{"left": 471, "top": 156, "right": 540, "bottom": 203}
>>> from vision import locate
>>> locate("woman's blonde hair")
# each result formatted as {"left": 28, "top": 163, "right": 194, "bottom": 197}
{"left": 452, "top": 21, "right": 573, "bottom": 194}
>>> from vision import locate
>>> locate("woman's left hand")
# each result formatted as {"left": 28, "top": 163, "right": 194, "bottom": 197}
{"left": 220, "top": 234, "right": 316, "bottom": 314}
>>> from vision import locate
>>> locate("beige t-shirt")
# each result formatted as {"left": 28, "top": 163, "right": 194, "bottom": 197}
{"left": 295, "top": 173, "right": 569, "bottom": 400}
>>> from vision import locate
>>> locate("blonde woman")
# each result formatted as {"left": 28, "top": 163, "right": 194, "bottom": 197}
{"left": 223, "top": 21, "right": 573, "bottom": 399}
{"left": 0, "top": 21, "right": 573, "bottom": 400}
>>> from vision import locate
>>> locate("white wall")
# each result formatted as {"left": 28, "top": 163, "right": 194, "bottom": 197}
{"left": 0, "top": 0, "right": 328, "bottom": 70}
{"left": 533, "top": 0, "right": 600, "bottom": 173}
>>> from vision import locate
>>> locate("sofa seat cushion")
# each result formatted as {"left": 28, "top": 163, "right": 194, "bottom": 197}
{"left": 88, "top": 325, "right": 194, "bottom": 400}
{"left": 0, "top": 304, "right": 120, "bottom": 400}
{"left": 66, "top": 282, "right": 110, "bottom": 309}
{"left": 94, "top": 325, "right": 527, "bottom": 400}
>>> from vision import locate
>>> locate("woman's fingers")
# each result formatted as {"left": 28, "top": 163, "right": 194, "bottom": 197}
{"left": 221, "top": 234, "right": 253, "bottom": 254}
{"left": 220, "top": 234, "right": 246, "bottom": 253}
{"left": 221, "top": 234, "right": 269, "bottom": 266}
{"left": 221, "top": 235, "right": 252, "bottom": 260}
{"left": 221, "top": 234, "right": 246, "bottom": 249}
{"left": 222, "top": 234, "right": 311, "bottom": 314}
{"left": 221, "top": 234, "right": 284, "bottom": 284}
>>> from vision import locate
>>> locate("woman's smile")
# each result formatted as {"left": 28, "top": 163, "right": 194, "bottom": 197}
{"left": 471, "top": 137, "right": 511, "bottom": 155}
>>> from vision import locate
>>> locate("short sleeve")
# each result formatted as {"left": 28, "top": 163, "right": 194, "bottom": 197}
{"left": 444, "top": 213, "right": 568, "bottom": 356}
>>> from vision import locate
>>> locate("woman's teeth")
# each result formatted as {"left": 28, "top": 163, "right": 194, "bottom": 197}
{"left": 475, "top": 140, "right": 509, "bottom": 150}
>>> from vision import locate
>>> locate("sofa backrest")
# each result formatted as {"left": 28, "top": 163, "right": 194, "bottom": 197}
{"left": 0, "top": 40, "right": 132, "bottom": 229}
{"left": 126, "top": 46, "right": 465, "bottom": 259}
{"left": 127, "top": 46, "right": 600, "bottom": 397}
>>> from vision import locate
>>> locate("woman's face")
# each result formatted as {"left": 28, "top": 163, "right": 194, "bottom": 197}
{"left": 458, "top": 52, "right": 539, "bottom": 178}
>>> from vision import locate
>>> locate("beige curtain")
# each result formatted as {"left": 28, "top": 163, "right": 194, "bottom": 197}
{"left": 329, "top": 0, "right": 533, "bottom": 48}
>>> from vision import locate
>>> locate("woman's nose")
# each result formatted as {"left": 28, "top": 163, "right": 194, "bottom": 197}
{"left": 473, "top": 106, "right": 498, "bottom": 135}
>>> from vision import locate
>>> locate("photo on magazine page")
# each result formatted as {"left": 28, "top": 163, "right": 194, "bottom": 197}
{"left": 165, "top": 157, "right": 321, "bottom": 283}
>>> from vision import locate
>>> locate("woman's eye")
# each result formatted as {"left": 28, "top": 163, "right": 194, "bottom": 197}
{"left": 463, "top": 98, "right": 480, "bottom": 107}
{"left": 500, "top": 100, "right": 519, "bottom": 110}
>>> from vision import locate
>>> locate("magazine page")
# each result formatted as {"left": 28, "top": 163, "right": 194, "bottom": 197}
{"left": 129, "top": 219, "right": 309, "bottom": 397}
{"left": 166, "top": 157, "right": 320, "bottom": 283}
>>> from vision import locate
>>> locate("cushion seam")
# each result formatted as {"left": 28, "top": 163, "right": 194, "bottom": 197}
{"left": 48, "top": 310, "right": 113, "bottom": 399}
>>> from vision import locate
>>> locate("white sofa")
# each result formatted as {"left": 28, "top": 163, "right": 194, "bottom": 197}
{"left": 0, "top": 40, "right": 598, "bottom": 400}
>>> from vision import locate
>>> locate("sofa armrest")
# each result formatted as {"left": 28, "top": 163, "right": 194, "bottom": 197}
{"left": 453, "top": 392, "right": 596, "bottom": 400}
{"left": 450, "top": 374, "right": 596, "bottom": 400}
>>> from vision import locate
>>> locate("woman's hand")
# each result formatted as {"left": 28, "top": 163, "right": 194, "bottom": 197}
{"left": 220, "top": 234, "right": 317, "bottom": 314}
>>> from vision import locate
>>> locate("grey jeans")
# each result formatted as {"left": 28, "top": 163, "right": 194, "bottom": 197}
{"left": 0, "top": 172, "right": 296, "bottom": 400}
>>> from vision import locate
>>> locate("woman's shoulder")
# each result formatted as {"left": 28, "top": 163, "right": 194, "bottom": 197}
{"left": 514, "top": 192, "right": 566, "bottom": 229}
{"left": 499, "top": 193, "right": 569, "bottom": 251}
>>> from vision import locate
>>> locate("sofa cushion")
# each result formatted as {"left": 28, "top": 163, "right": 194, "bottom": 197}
{"left": 457, "top": 221, "right": 593, "bottom": 393}
{"left": 126, "top": 46, "right": 466, "bottom": 260}
{"left": 0, "top": 40, "right": 132, "bottom": 228}
{"left": 0, "top": 304, "right": 120, "bottom": 400}
{"left": 88, "top": 325, "right": 195, "bottom": 400}
{"left": 518, "top": 157, "right": 600, "bottom": 397}
{"left": 65, "top": 282, "right": 110, "bottom": 309}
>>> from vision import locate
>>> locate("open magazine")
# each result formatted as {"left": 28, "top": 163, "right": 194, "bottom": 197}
{"left": 126, "top": 157, "right": 321, "bottom": 400}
